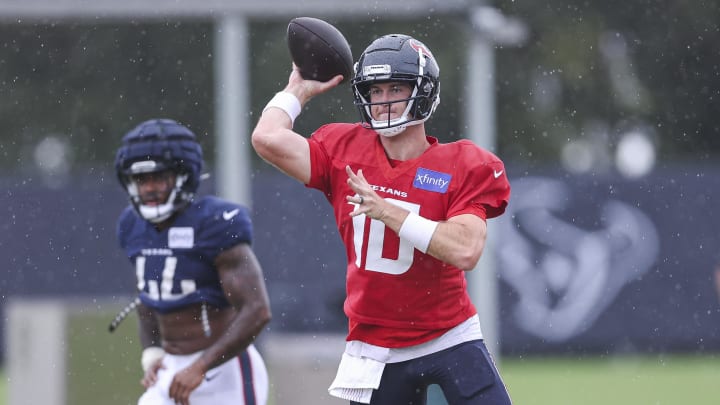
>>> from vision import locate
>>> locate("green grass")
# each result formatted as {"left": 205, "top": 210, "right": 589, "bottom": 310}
{"left": 0, "top": 304, "right": 145, "bottom": 405}
{"left": 65, "top": 308, "right": 144, "bottom": 405}
{"left": 2, "top": 346, "right": 719, "bottom": 405}
{"left": 501, "top": 354, "right": 720, "bottom": 405}
{"left": 0, "top": 368, "right": 5, "bottom": 405}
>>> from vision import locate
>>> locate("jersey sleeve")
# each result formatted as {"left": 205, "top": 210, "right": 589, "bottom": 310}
{"left": 306, "top": 123, "right": 336, "bottom": 192}
{"left": 198, "top": 198, "right": 253, "bottom": 259}
{"left": 447, "top": 142, "right": 510, "bottom": 220}
{"left": 116, "top": 206, "right": 137, "bottom": 253}
{"left": 306, "top": 123, "right": 364, "bottom": 193}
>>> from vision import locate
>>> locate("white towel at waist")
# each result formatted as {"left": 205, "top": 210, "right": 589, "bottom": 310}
{"left": 328, "top": 352, "right": 386, "bottom": 404}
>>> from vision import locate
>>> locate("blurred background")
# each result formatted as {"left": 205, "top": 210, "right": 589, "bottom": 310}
{"left": 1, "top": 0, "right": 719, "bottom": 404}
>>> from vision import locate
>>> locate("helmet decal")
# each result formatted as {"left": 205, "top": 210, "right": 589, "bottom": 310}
{"left": 362, "top": 64, "right": 392, "bottom": 77}
{"left": 409, "top": 39, "right": 434, "bottom": 60}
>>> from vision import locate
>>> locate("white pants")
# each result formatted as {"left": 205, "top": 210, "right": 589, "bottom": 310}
{"left": 138, "top": 344, "right": 268, "bottom": 405}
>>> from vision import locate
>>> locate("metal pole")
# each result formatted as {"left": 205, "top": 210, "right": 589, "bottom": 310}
{"left": 465, "top": 26, "right": 501, "bottom": 361}
{"left": 214, "top": 14, "right": 251, "bottom": 206}
{"left": 465, "top": 4, "right": 528, "bottom": 364}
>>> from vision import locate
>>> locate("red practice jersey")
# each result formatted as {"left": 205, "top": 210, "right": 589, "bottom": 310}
{"left": 306, "top": 123, "right": 510, "bottom": 348}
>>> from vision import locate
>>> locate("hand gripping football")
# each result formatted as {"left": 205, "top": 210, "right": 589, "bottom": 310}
{"left": 287, "top": 17, "right": 354, "bottom": 83}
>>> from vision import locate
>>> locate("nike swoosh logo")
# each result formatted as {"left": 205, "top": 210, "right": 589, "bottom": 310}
{"left": 493, "top": 170, "right": 504, "bottom": 179}
{"left": 205, "top": 370, "right": 221, "bottom": 382}
{"left": 222, "top": 208, "right": 240, "bottom": 220}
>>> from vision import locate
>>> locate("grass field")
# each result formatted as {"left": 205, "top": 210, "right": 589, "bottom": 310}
{"left": 2, "top": 303, "right": 718, "bottom": 405}
{"left": 500, "top": 354, "right": 720, "bottom": 405}
{"left": 2, "top": 353, "right": 718, "bottom": 405}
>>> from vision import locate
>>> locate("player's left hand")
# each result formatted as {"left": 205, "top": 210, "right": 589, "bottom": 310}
{"left": 140, "top": 357, "right": 165, "bottom": 389}
{"left": 168, "top": 361, "right": 206, "bottom": 405}
{"left": 345, "top": 165, "right": 386, "bottom": 220}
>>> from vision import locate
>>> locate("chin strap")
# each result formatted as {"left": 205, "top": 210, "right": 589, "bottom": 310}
{"left": 138, "top": 199, "right": 177, "bottom": 223}
{"left": 375, "top": 123, "right": 407, "bottom": 137}
{"left": 374, "top": 118, "right": 425, "bottom": 137}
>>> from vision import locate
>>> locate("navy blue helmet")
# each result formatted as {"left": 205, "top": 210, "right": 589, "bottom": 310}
{"left": 351, "top": 34, "right": 441, "bottom": 137}
{"left": 115, "top": 118, "right": 203, "bottom": 223}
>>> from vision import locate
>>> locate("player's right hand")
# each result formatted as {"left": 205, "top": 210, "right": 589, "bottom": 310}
{"left": 285, "top": 63, "right": 343, "bottom": 106}
{"left": 140, "top": 358, "right": 165, "bottom": 388}
{"left": 168, "top": 361, "right": 207, "bottom": 405}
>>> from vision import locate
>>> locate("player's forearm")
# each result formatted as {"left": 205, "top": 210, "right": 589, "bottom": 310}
{"left": 380, "top": 208, "right": 486, "bottom": 271}
{"left": 251, "top": 109, "right": 293, "bottom": 157}
{"left": 374, "top": 201, "right": 485, "bottom": 270}
{"left": 196, "top": 303, "right": 271, "bottom": 371}
{"left": 425, "top": 220, "right": 486, "bottom": 271}
{"left": 251, "top": 123, "right": 292, "bottom": 163}
{"left": 251, "top": 108, "right": 312, "bottom": 183}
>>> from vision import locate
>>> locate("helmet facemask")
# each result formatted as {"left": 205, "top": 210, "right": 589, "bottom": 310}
{"left": 123, "top": 164, "right": 191, "bottom": 223}
{"left": 356, "top": 77, "right": 437, "bottom": 137}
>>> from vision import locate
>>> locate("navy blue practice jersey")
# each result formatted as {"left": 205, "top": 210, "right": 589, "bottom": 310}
{"left": 117, "top": 196, "right": 253, "bottom": 313}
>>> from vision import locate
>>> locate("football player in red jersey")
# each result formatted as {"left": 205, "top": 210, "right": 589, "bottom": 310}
{"left": 116, "top": 119, "right": 272, "bottom": 405}
{"left": 252, "top": 34, "right": 512, "bottom": 405}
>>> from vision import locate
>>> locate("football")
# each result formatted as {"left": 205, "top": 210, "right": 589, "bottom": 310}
{"left": 286, "top": 17, "right": 354, "bottom": 83}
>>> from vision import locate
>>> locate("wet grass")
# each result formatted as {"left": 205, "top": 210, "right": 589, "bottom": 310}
{"left": 0, "top": 369, "right": 5, "bottom": 405}
{"left": 65, "top": 309, "right": 144, "bottom": 405}
{"left": 500, "top": 353, "right": 720, "bottom": 405}
{"left": 1, "top": 335, "right": 718, "bottom": 405}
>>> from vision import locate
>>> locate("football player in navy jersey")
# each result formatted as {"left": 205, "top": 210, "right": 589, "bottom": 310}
{"left": 115, "top": 118, "right": 271, "bottom": 405}
{"left": 252, "top": 34, "right": 512, "bottom": 404}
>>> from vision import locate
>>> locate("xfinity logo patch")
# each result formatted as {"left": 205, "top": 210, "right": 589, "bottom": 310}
{"left": 168, "top": 227, "right": 194, "bottom": 249}
{"left": 413, "top": 168, "right": 451, "bottom": 193}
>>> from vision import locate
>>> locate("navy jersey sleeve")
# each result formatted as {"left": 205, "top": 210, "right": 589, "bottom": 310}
{"left": 116, "top": 206, "right": 138, "bottom": 253}
{"left": 197, "top": 196, "right": 253, "bottom": 260}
